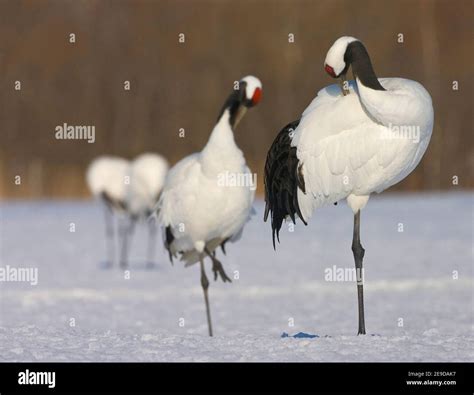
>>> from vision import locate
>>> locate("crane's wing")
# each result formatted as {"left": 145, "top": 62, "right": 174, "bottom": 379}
{"left": 159, "top": 155, "right": 256, "bottom": 264}
{"left": 293, "top": 81, "right": 417, "bottom": 221}
{"left": 157, "top": 153, "right": 201, "bottom": 261}
{"left": 264, "top": 81, "right": 416, "bottom": 245}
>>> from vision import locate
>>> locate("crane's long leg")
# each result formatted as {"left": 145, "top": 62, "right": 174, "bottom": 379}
{"left": 119, "top": 216, "right": 136, "bottom": 270}
{"left": 146, "top": 218, "right": 158, "bottom": 269}
{"left": 352, "top": 211, "right": 366, "bottom": 335}
{"left": 104, "top": 205, "right": 115, "bottom": 268}
{"left": 199, "top": 257, "right": 213, "bottom": 337}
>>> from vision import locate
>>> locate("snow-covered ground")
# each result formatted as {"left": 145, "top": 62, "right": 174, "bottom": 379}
{"left": 0, "top": 192, "right": 472, "bottom": 362}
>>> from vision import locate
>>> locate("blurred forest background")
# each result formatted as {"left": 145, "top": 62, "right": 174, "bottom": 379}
{"left": 0, "top": 0, "right": 472, "bottom": 199}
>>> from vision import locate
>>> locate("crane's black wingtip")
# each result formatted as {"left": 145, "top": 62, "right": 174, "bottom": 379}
{"left": 264, "top": 118, "right": 305, "bottom": 243}
{"left": 272, "top": 232, "right": 280, "bottom": 250}
{"left": 263, "top": 202, "right": 270, "bottom": 222}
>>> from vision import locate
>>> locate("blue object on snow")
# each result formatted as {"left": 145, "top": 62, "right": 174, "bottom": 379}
{"left": 281, "top": 332, "right": 319, "bottom": 339}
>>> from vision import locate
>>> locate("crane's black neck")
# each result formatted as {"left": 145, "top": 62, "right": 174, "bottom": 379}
{"left": 345, "top": 41, "right": 385, "bottom": 91}
{"left": 217, "top": 82, "right": 246, "bottom": 128}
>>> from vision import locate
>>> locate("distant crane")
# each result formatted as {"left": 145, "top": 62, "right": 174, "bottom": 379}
{"left": 124, "top": 153, "right": 169, "bottom": 268}
{"left": 264, "top": 37, "right": 433, "bottom": 334}
{"left": 86, "top": 156, "right": 130, "bottom": 268}
{"left": 158, "top": 76, "right": 263, "bottom": 336}
{"left": 87, "top": 153, "right": 168, "bottom": 268}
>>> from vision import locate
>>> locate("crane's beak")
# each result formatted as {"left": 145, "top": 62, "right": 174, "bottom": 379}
{"left": 339, "top": 74, "right": 350, "bottom": 96}
{"left": 233, "top": 105, "right": 248, "bottom": 129}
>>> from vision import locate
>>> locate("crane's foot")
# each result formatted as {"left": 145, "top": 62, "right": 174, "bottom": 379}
{"left": 204, "top": 248, "right": 232, "bottom": 283}
{"left": 211, "top": 256, "right": 232, "bottom": 283}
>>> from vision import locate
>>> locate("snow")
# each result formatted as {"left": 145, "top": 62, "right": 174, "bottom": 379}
{"left": 0, "top": 192, "right": 472, "bottom": 362}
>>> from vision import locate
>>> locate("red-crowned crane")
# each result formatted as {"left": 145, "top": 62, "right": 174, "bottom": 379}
{"left": 157, "top": 76, "right": 263, "bottom": 336}
{"left": 264, "top": 36, "right": 434, "bottom": 335}
{"left": 124, "top": 153, "right": 169, "bottom": 268}
{"left": 86, "top": 156, "right": 130, "bottom": 268}
{"left": 87, "top": 153, "right": 168, "bottom": 268}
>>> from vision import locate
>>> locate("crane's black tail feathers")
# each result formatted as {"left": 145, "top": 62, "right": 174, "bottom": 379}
{"left": 264, "top": 120, "right": 307, "bottom": 249}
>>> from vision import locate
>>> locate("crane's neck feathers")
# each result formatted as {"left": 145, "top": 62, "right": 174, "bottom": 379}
{"left": 201, "top": 109, "right": 245, "bottom": 176}
{"left": 345, "top": 41, "right": 385, "bottom": 91}
{"left": 217, "top": 88, "right": 246, "bottom": 129}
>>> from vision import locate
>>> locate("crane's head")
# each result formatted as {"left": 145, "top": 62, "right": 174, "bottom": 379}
{"left": 239, "top": 75, "right": 263, "bottom": 108}
{"left": 324, "top": 36, "right": 359, "bottom": 79}
{"left": 220, "top": 75, "right": 262, "bottom": 129}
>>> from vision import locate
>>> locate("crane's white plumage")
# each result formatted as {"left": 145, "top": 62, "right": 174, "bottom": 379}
{"left": 293, "top": 77, "right": 433, "bottom": 218}
{"left": 86, "top": 156, "right": 130, "bottom": 205}
{"left": 127, "top": 153, "right": 169, "bottom": 217}
{"left": 159, "top": 112, "right": 255, "bottom": 266}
